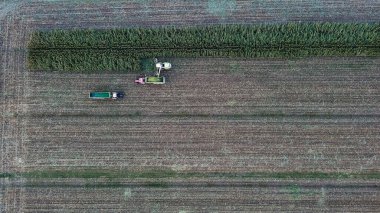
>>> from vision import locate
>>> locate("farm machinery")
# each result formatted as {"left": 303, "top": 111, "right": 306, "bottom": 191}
{"left": 135, "top": 59, "right": 171, "bottom": 85}
{"left": 89, "top": 91, "right": 124, "bottom": 100}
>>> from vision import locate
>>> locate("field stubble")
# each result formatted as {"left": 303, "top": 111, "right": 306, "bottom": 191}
{"left": 17, "top": 181, "right": 380, "bottom": 212}
{"left": 1, "top": 0, "right": 380, "bottom": 212}
{"left": 22, "top": 57, "right": 380, "bottom": 173}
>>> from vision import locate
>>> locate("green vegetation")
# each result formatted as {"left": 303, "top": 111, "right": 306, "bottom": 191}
{"left": 140, "top": 58, "right": 155, "bottom": 71}
{"left": 29, "top": 23, "right": 379, "bottom": 49}
{"left": 286, "top": 184, "right": 302, "bottom": 199}
{"left": 0, "top": 172, "right": 15, "bottom": 178}
{"left": 143, "top": 181, "right": 170, "bottom": 188}
{"left": 28, "top": 23, "right": 380, "bottom": 72}
{"left": 2, "top": 169, "right": 379, "bottom": 180}
{"left": 3, "top": 170, "right": 380, "bottom": 189}
{"left": 28, "top": 50, "right": 140, "bottom": 72}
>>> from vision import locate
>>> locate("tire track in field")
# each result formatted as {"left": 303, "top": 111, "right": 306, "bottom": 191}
{"left": 6, "top": 0, "right": 380, "bottom": 175}
{"left": 21, "top": 57, "right": 380, "bottom": 172}
{"left": 18, "top": 0, "right": 380, "bottom": 31}
{"left": 1, "top": 0, "right": 379, "bottom": 212}
{"left": 24, "top": 57, "right": 380, "bottom": 117}
{"left": 22, "top": 115, "right": 380, "bottom": 172}
{"left": 0, "top": 2, "right": 28, "bottom": 211}
{"left": 19, "top": 181, "right": 380, "bottom": 212}
{"left": 0, "top": 12, "right": 18, "bottom": 175}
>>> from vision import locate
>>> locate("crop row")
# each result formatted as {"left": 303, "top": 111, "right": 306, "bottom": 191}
{"left": 28, "top": 23, "right": 380, "bottom": 72}
{"left": 2, "top": 169, "right": 380, "bottom": 179}
{"left": 28, "top": 50, "right": 140, "bottom": 72}
{"left": 29, "top": 47, "right": 379, "bottom": 72}
{"left": 29, "top": 23, "right": 380, "bottom": 49}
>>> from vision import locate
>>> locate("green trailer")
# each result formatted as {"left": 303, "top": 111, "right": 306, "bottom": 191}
{"left": 135, "top": 76, "right": 165, "bottom": 84}
{"left": 89, "top": 91, "right": 124, "bottom": 99}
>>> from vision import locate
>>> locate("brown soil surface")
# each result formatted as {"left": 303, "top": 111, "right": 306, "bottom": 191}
{"left": 1, "top": 0, "right": 379, "bottom": 212}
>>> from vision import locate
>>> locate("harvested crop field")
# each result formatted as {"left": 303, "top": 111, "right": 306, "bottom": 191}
{"left": 1, "top": 0, "right": 380, "bottom": 212}
{"left": 2, "top": 179, "right": 379, "bottom": 212}
{"left": 22, "top": 57, "right": 380, "bottom": 173}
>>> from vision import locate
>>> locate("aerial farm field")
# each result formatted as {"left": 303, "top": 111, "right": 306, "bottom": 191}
{"left": 1, "top": 0, "right": 380, "bottom": 212}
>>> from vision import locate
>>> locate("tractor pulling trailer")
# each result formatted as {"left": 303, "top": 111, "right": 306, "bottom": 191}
{"left": 89, "top": 59, "right": 171, "bottom": 99}
{"left": 89, "top": 92, "right": 124, "bottom": 100}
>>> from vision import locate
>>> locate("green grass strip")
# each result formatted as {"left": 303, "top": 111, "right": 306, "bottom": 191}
{"left": 2, "top": 169, "right": 379, "bottom": 180}
{"left": 0, "top": 173, "right": 15, "bottom": 178}
{"left": 28, "top": 23, "right": 380, "bottom": 72}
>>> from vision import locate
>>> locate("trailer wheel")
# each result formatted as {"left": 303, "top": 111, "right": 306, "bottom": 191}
{"left": 163, "top": 73, "right": 169, "bottom": 83}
